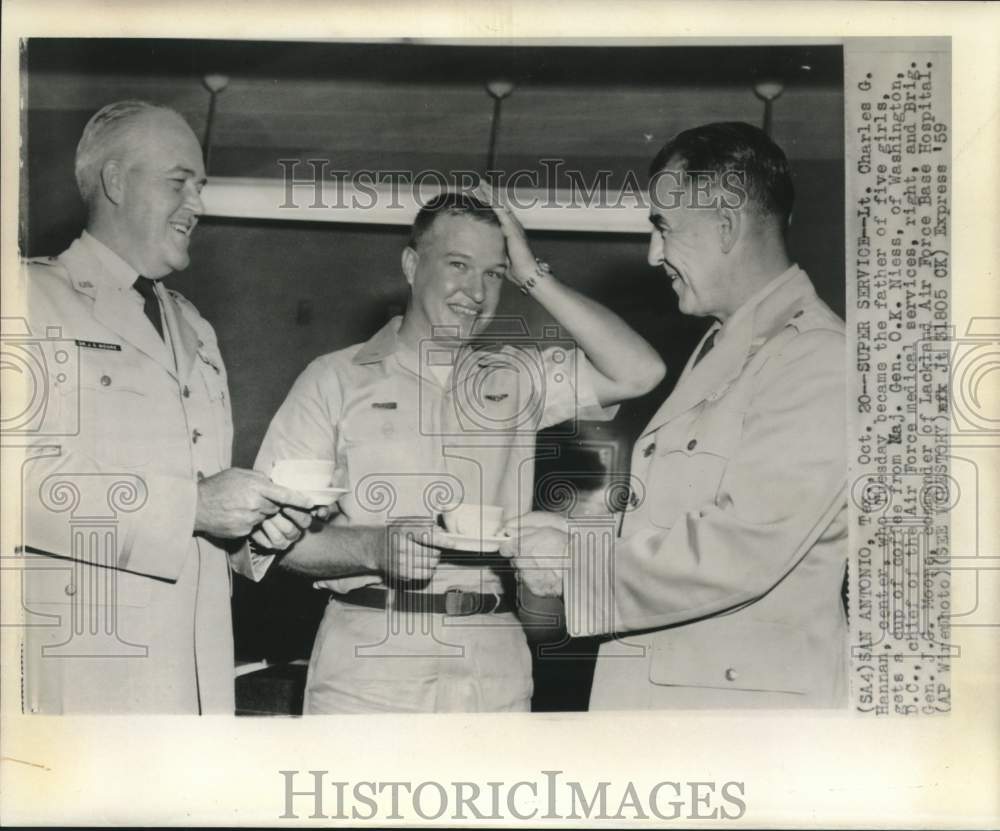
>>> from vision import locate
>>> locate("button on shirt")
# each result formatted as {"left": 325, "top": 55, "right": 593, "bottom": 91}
{"left": 255, "top": 316, "right": 615, "bottom": 594}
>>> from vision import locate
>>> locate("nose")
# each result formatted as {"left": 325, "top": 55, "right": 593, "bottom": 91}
{"left": 187, "top": 185, "right": 205, "bottom": 216}
{"left": 647, "top": 231, "right": 663, "bottom": 267}
{"left": 465, "top": 270, "right": 486, "bottom": 303}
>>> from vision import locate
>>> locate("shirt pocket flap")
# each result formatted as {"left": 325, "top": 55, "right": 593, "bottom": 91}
{"left": 23, "top": 559, "right": 154, "bottom": 608}
{"left": 649, "top": 616, "right": 809, "bottom": 695}
{"left": 681, "top": 404, "right": 744, "bottom": 460}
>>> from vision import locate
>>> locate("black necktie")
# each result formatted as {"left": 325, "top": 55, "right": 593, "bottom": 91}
{"left": 692, "top": 328, "right": 717, "bottom": 367}
{"left": 134, "top": 276, "right": 164, "bottom": 340}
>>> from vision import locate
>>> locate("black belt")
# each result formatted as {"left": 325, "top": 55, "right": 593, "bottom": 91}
{"left": 333, "top": 586, "right": 514, "bottom": 617}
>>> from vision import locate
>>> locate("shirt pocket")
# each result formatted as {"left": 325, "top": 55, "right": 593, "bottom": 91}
{"left": 649, "top": 615, "right": 810, "bottom": 695}
{"left": 76, "top": 361, "right": 173, "bottom": 470}
{"left": 340, "top": 409, "right": 434, "bottom": 520}
{"left": 644, "top": 404, "right": 744, "bottom": 531}
{"left": 23, "top": 557, "right": 154, "bottom": 609}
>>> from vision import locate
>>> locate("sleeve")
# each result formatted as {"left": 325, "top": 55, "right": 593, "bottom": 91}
{"left": 254, "top": 357, "right": 343, "bottom": 477}
{"left": 245, "top": 357, "right": 344, "bottom": 578}
{"left": 536, "top": 346, "right": 619, "bottom": 431}
{"left": 564, "top": 328, "right": 847, "bottom": 637}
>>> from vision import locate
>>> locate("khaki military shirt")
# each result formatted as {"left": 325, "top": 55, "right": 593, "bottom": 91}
{"left": 256, "top": 316, "right": 614, "bottom": 594}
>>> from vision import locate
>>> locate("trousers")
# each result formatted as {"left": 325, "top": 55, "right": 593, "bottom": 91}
{"left": 303, "top": 598, "right": 533, "bottom": 714}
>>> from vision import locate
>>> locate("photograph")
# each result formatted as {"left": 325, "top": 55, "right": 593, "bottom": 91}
{"left": 14, "top": 37, "right": 846, "bottom": 717}
{"left": 1, "top": 3, "right": 997, "bottom": 828}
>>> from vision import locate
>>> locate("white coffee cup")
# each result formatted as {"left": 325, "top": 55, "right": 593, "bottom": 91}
{"left": 271, "top": 459, "right": 335, "bottom": 491}
{"left": 444, "top": 503, "right": 504, "bottom": 539}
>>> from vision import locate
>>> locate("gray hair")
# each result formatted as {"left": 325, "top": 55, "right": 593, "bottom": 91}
{"left": 74, "top": 100, "right": 181, "bottom": 207}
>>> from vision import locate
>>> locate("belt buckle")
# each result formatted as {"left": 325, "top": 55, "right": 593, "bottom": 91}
{"left": 444, "top": 587, "right": 476, "bottom": 617}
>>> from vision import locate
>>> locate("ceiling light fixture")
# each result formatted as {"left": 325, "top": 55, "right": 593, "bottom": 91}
{"left": 753, "top": 78, "right": 785, "bottom": 137}
{"left": 201, "top": 73, "right": 230, "bottom": 171}
{"left": 485, "top": 79, "right": 515, "bottom": 173}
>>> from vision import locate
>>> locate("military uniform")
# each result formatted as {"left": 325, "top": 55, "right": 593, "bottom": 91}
{"left": 18, "top": 233, "right": 245, "bottom": 714}
{"left": 255, "top": 317, "right": 613, "bottom": 713}
{"left": 566, "top": 266, "right": 849, "bottom": 709}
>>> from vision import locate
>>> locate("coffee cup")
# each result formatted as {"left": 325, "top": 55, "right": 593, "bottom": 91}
{"left": 271, "top": 459, "right": 335, "bottom": 491}
{"left": 443, "top": 503, "right": 504, "bottom": 539}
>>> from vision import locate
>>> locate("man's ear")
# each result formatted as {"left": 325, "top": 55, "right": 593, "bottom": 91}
{"left": 401, "top": 246, "right": 418, "bottom": 286}
{"left": 100, "top": 160, "right": 126, "bottom": 206}
{"left": 718, "top": 206, "right": 741, "bottom": 253}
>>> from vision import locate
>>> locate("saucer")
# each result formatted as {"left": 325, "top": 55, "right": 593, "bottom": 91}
{"left": 302, "top": 487, "right": 349, "bottom": 507}
{"left": 434, "top": 529, "right": 511, "bottom": 553}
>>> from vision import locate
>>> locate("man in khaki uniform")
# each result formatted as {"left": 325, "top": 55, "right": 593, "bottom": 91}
{"left": 18, "top": 101, "right": 312, "bottom": 713}
{"left": 254, "top": 191, "right": 666, "bottom": 713}
{"left": 504, "top": 122, "right": 848, "bottom": 709}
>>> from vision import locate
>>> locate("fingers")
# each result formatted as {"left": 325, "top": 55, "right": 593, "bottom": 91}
{"left": 249, "top": 528, "right": 272, "bottom": 549}
{"left": 282, "top": 506, "right": 316, "bottom": 531}
{"left": 385, "top": 524, "right": 440, "bottom": 582}
{"left": 258, "top": 480, "right": 314, "bottom": 512}
{"left": 474, "top": 180, "right": 501, "bottom": 211}
{"left": 503, "top": 511, "right": 568, "bottom": 535}
{"left": 498, "top": 536, "right": 517, "bottom": 559}
{"left": 253, "top": 514, "right": 303, "bottom": 551}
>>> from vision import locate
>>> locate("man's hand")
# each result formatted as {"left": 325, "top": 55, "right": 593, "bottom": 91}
{"left": 500, "top": 518, "right": 569, "bottom": 598}
{"left": 194, "top": 468, "right": 313, "bottom": 539}
{"left": 504, "top": 510, "right": 570, "bottom": 535}
{"left": 376, "top": 520, "right": 441, "bottom": 586}
{"left": 474, "top": 181, "right": 539, "bottom": 286}
{"left": 249, "top": 506, "right": 317, "bottom": 552}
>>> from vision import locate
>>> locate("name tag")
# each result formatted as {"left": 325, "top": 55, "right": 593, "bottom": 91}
{"left": 75, "top": 339, "right": 121, "bottom": 351}
{"left": 372, "top": 401, "right": 397, "bottom": 410}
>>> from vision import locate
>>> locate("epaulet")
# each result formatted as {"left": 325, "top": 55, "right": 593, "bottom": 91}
{"left": 23, "top": 255, "right": 59, "bottom": 268}
{"left": 783, "top": 304, "right": 844, "bottom": 335}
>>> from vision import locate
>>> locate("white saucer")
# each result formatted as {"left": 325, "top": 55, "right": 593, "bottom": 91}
{"left": 434, "top": 529, "right": 511, "bottom": 553}
{"left": 303, "top": 487, "right": 349, "bottom": 507}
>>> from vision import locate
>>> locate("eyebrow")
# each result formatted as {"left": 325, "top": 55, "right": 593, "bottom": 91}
{"left": 167, "top": 165, "right": 208, "bottom": 185}
{"left": 445, "top": 251, "right": 507, "bottom": 269}
{"left": 648, "top": 214, "right": 668, "bottom": 230}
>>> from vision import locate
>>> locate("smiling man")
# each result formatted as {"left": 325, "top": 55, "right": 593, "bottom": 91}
{"left": 20, "top": 101, "right": 313, "bottom": 713}
{"left": 503, "top": 122, "right": 849, "bottom": 709}
{"left": 254, "top": 191, "right": 665, "bottom": 713}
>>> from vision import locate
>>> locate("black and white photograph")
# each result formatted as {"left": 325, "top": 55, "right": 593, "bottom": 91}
{"left": 14, "top": 37, "right": 847, "bottom": 716}
{"left": 1, "top": 2, "right": 997, "bottom": 828}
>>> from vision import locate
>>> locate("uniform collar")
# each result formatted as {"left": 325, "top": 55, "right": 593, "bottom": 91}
{"left": 61, "top": 233, "right": 179, "bottom": 377}
{"left": 352, "top": 316, "right": 408, "bottom": 365}
{"left": 352, "top": 316, "right": 502, "bottom": 368}
{"left": 641, "top": 264, "right": 817, "bottom": 436}
{"left": 78, "top": 231, "right": 141, "bottom": 292}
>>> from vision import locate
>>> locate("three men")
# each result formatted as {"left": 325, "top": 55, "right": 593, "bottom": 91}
{"left": 254, "top": 191, "right": 666, "bottom": 713}
{"left": 19, "top": 101, "right": 312, "bottom": 713}
{"left": 504, "top": 122, "right": 849, "bottom": 708}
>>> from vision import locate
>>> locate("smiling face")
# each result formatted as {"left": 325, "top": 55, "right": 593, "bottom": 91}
{"left": 112, "top": 110, "right": 206, "bottom": 278}
{"left": 400, "top": 213, "right": 507, "bottom": 343}
{"left": 646, "top": 161, "right": 734, "bottom": 320}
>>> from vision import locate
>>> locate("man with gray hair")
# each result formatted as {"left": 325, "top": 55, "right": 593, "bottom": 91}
{"left": 18, "top": 101, "right": 313, "bottom": 713}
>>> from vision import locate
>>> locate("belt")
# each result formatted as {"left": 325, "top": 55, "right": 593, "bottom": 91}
{"left": 332, "top": 586, "right": 514, "bottom": 617}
